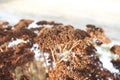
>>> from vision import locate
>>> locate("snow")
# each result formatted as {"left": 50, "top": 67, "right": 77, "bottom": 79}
{"left": 8, "top": 39, "right": 27, "bottom": 47}
{"left": 28, "top": 21, "right": 39, "bottom": 29}
{"left": 31, "top": 43, "right": 51, "bottom": 67}
{"left": 96, "top": 42, "right": 120, "bottom": 73}
{"left": 31, "top": 43, "right": 41, "bottom": 61}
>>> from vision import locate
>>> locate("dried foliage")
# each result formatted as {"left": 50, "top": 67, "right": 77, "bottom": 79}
{"left": 35, "top": 23, "right": 119, "bottom": 80}
{"left": 0, "top": 20, "right": 119, "bottom": 80}
{"left": 49, "top": 54, "right": 115, "bottom": 80}
{"left": 111, "top": 45, "right": 120, "bottom": 55}
{"left": 111, "top": 45, "right": 120, "bottom": 75}
{"left": 0, "top": 19, "right": 35, "bottom": 80}
{"left": 86, "top": 24, "right": 111, "bottom": 44}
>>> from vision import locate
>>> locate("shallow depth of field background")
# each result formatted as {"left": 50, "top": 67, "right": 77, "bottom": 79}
{"left": 0, "top": 0, "right": 120, "bottom": 41}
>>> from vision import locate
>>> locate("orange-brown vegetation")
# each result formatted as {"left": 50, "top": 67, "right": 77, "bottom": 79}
{"left": 0, "top": 20, "right": 120, "bottom": 80}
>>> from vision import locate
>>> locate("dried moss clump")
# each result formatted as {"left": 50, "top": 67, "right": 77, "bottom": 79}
{"left": 111, "top": 45, "right": 120, "bottom": 74}
{"left": 111, "top": 45, "right": 120, "bottom": 55}
{"left": 49, "top": 54, "right": 115, "bottom": 80}
{"left": 0, "top": 20, "right": 119, "bottom": 80}
{"left": 36, "top": 24, "right": 117, "bottom": 80}
{"left": 0, "top": 19, "right": 35, "bottom": 80}
{"left": 86, "top": 24, "right": 111, "bottom": 44}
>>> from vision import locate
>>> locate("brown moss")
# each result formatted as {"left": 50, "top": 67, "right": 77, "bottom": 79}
{"left": 14, "top": 19, "right": 33, "bottom": 31}
{"left": 36, "top": 21, "right": 62, "bottom": 25}
{"left": 111, "top": 45, "right": 120, "bottom": 55}
{"left": 86, "top": 24, "right": 111, "bottom": 44}
{"left": 36, "top": 25, "right": 90, "bottom": 52}
{"left": 35, "top": 22, "right": 118, "bottom": 79}
{"left": 111, "top": 59, "right": 120, "bottom": 71}
{"left": 0, "top": 19, "right": 35, "bottom": 80}
{"left": 49, "top": 53, "right": 115, "bottom": 80}
{"left": 0, "top": 20, "right": 119, "bottom": 80}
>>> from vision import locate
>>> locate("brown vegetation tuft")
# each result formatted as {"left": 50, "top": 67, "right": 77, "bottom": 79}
{"left": 0, "top": 20, "right": 119, "bottom": 80}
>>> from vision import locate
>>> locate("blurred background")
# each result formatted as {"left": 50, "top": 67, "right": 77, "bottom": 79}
{"left": 0, "top": 0, "right": 120, "bottom": 41}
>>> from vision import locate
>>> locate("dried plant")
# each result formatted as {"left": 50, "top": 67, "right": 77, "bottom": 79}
{"left": 0, "top": 20, "right": 120, "bottom": 80}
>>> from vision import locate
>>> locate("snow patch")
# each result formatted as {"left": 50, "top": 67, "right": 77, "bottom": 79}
{"left": 28, "top": 21, "right": 39, "bottom": 29}
{"left": 96, "top": 41, "right": 120, "bottom": 73}
{"left": 8, "top": 39, "right": 27, "bottom": 47}
{"left": 31, "top": 43, "right": 51, "bottom": 67}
